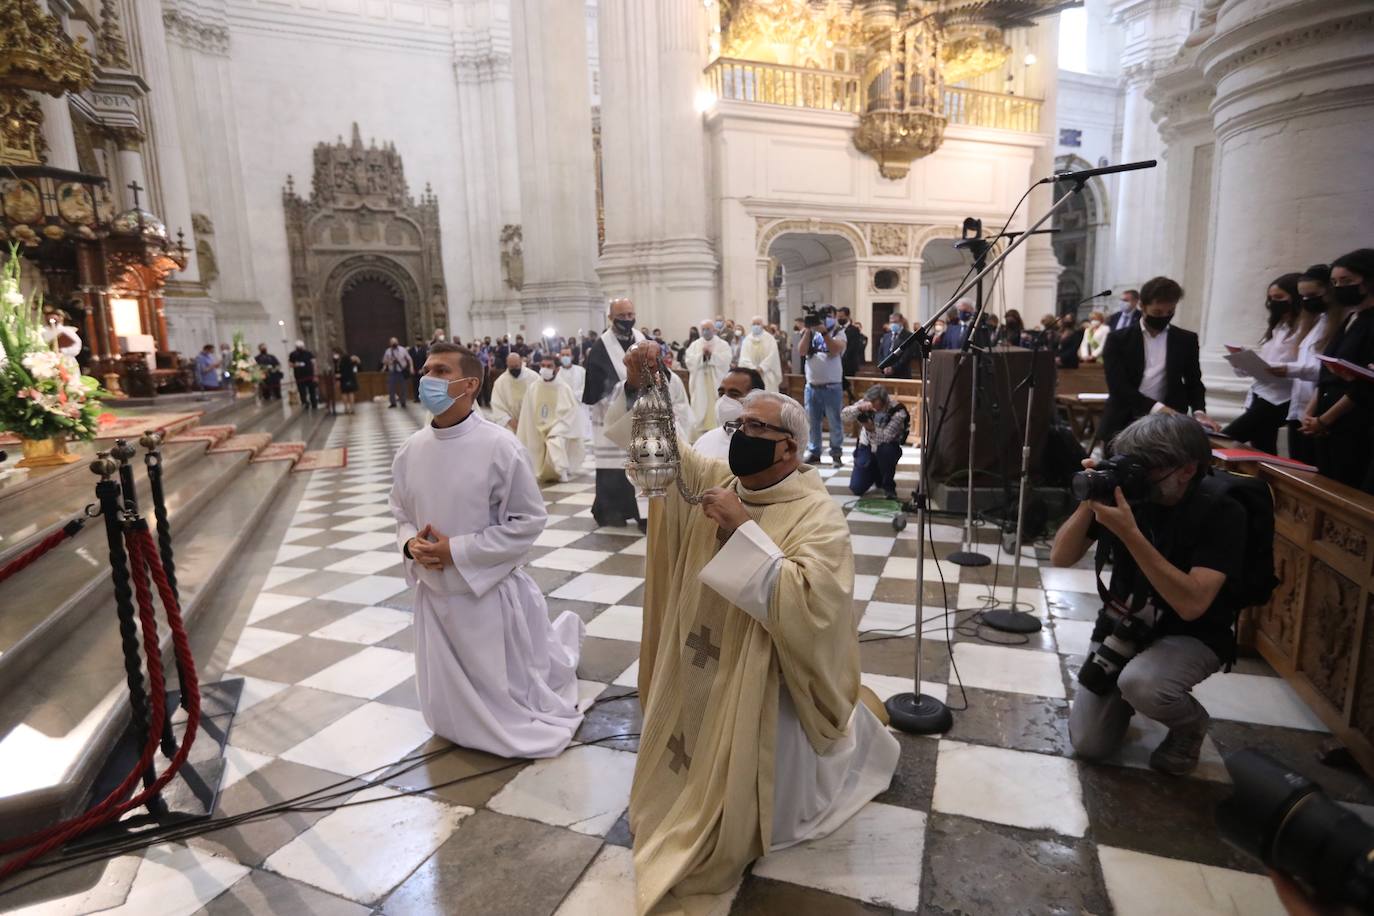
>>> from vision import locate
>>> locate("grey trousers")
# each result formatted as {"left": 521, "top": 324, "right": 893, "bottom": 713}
{"left": 1069, "top": 634, "right": 1221, "bottom": 760}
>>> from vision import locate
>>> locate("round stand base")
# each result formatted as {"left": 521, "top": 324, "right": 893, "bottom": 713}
{"left": 885, "top": 692, "right": 953, "bottom": 735}
{"left": 981, "top": 607, "right": 1043, "bottom": 634}
{"left": 946, "top": 550, "right": 991, "bottom": 567}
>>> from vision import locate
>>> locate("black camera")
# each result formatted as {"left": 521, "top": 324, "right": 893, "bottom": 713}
{"left": 1076, "top": 601, "right": 1156, "bottom": 695}
{"left": 1071, "top": 454, "right": 1151, "bottom": 503}
{"left": 1217, "top": 748, "right": 1374, "bottom": 911}
{"left": 802, "top": 304, "right": 822, "bottom": 328}
{"left": 856, "top": 409, "right": 876, "bottom": 423}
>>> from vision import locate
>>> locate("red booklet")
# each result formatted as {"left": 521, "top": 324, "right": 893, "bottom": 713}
{"left": 1212, "top": 448, "right": 1317, "bottom": 472}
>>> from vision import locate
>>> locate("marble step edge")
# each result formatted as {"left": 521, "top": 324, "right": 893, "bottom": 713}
{"left": 0, "top": 448, "right": 255, "bottom": 697}
{"left": 0, "top": 458, "right": 296, "bottom": 838}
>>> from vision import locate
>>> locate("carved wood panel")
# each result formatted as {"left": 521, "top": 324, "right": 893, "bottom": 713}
{"left": 1257, "top": 535, "right": 1304, "bottom": 658}
{"left": 1299, "top": 560, "right": 1359, "bottom": 710}
{"left": 1353, "top": 592, "right": 1374, "bottom": 744}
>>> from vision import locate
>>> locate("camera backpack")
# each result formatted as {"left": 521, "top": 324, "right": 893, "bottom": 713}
{"left": 1195, "top": 469, "right": 1279, "bottom": 611}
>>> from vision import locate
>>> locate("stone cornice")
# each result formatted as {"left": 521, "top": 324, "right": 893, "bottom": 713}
{"left": 163, "top": 7, "right": 230, "bottom": 56}
{"left": 1199, "top": 4, "right": 1374, "bottom": 89}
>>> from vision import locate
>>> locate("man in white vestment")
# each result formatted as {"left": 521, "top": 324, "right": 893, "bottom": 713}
{"left": 389, "top": 342, "right": 584, "bottom": 758}
{"left": 606, "top": 342, "right": 898, "bottom": 913}
{"left": 737, "top": 315, "right": 783, "bottom": 392}
{"left": 557, "top": 346, "right": 594, "bottom": 444}
{"left": 692, "top": 367, "right": 765, "bottom": 461}
{"left": 517, "top": 354, "right": 588, "bottom": 482}
{"left": 490, "top": 352, "right": 533, "bottom": 430}
{"left": 683, "top": 319, "right": 733, "bottom": 440}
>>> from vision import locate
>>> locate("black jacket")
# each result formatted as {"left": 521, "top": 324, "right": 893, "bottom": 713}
{"left": 841, "top": 324, "right": 866, "bottom": 375}
{"left": 1100, "top": 323, "right": 1206, "bottom": 442}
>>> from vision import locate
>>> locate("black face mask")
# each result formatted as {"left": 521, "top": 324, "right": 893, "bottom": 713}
{"left": 613, "top": 317, "right": 637, "bottom": 334}
{"left": 1266, "top": 298, "right": 1291, "bottom": 315}
{"left": 509, "top": 367, "right": 521, "bottom": 378}
{"left": 1332, "top": 285, "right": 1365, "bottom": 307}
{"left": 1143, "top": 314, "right": 1173, "bottom": 332}
{"left": 1300, "top": 294, "right": 1327, "bottom": 314}
{"left": 728, "top": 429, "right": 782, "bottom": 477}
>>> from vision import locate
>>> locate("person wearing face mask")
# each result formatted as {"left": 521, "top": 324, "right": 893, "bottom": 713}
{"left": 516, "top": 355, "right": 587, "bottom": 482}
{"left": 604, "top": 342, "right": 898, "bottom": 913}
{"left": 685, "top": 318, "right": 734, "bottom": 439}
{"left": 1279, "top": 265, "right": 1332, "bottom": 465}
{"left": 1099, "top": 276, "right": 1215, "bottom": 444}
{"left": 798, "top": 304, "right": 849, "bottom": 466}
{"left": 737, "top": 317, "right": 782, "bottom": 392}
{"left": 383, "top": 336, "right": 414, "bottom": 409}
{"left": 1111, "top": 289, "right": 1141, "bottom": 332}
{"left": 940, "top": 299, "right": 989, "bottom": 351}
{"left": 841, "top": 384, "right": 909, "bottom": 499}
{"left": 693, "top": 367, "right": 766, "bottom": 460}
{"left": 254, "top": 343, "right": 282, "bottom": 401}
{"left": 490, "top": 353, "right": 533, "bottom": 431}
{"left": 408, "top": 336, "right": 429, "bottom": 403}
{"left": 1219, "top": 274, "right": 1304, "bottom": 455}
{"left": 287, "top": 338, "right": 319, "bottom": 409}
{"left": 1300, "top": 248, "right": 1374, "bottom": 487}
{"left": 877, "top": 312, "right": 916, "bottom": 379}
{"left": 1052, "top": 413, "right": 1251, "bottom": 776}
{"left": 390, "top": 342, "right": 584, "bottom": 758}
{"left": 333, "top": 347, "right": 360, "bottom": 415}
{"left": 1077, "top": 310, "right": 1110, "bottom": 363}
{"left": 836, "top": 307, "right": 866, "bottom": 384}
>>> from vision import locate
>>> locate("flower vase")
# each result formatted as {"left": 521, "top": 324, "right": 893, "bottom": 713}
{"left": 17, "top": 435, "right": 81, "bottom": 468}
{"left": 235, "top": 380, "right": 255, "bottom": 396}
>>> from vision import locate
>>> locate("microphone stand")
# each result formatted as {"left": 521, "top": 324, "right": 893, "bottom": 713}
{"left": 947, "top": 224, "right": 993, "bottom": 568}
{"left": 879, "top": 165, "right": 1135, "bottom": 735}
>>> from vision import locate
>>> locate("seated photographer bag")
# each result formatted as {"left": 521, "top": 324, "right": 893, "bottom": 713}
{"left": 840, "top": 384, "right": 909, "bottom": 499}
{"left": 1050, "top": 413, "right": 1259, "bottom": 776}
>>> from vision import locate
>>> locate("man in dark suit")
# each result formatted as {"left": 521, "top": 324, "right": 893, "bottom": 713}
{"left": 1100, "top": 276, "right": 1217, "bottom": 444}
{"left": 940, "top": 300, "right": 991, "bottom": 351}
{"left": 836, "top": 307, "right": 866, "bottom": 392}
{"left": 878, "top": 312, "right": 917, "bottom": 379}
{"left": 407, "top": 336, "right": 428, "bottom": 402}
{"left": 1110, "top": 289, "right": 1141, "bottom": 332}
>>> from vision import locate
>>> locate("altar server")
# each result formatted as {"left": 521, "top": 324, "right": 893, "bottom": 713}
{"left": 692, "top": 366, "right": 765, "bottom": 461}
{"left": 683, "top": 319, "right": 733, "bottom": 439}
{"left": 389, "top": 342, "right": 584, "bottom": 758}
{"left": 490, "top": 352, "right": 533, "bottom": 430}
{"left": 737, "top": 316, "right": 783, "bottom": 392}
{"left": 518, "top": 354, "right": 587, "bottom": 482}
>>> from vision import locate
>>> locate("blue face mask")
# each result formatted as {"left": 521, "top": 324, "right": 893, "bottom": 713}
{"left": 824, "top": 316, "right": 837, "bottom": 330}
{"left": 714, "top": 320, "right": 724, "bottom": 330}
{"left": 419, "top": 375, "right": 463, "bottom": 415}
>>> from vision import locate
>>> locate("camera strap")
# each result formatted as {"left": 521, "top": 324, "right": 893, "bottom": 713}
{"left": 1094, "top": 534, "right": 1152, "bottom": 617}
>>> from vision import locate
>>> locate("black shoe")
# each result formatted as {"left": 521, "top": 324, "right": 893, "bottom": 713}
{"left": 637, "top": 519, "right": 648, "bottom": 534}
{"left": 832, "top": 456, "right": 844, "bottom": 468}
{"left": 883, "top": 488, "right": 899, "bottom": 501}
{"left": 805, "top": 453, "right": 821, "bottom": 464}
{"left": 388, "top": 403, "right": 396, "bottom": 408}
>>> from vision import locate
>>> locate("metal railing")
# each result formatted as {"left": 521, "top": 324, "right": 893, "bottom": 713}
{"left": 704, "top": 58, "right": 1043, "bottom": 134}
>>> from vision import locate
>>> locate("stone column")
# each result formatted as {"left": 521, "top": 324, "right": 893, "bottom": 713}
{"left": 509, "top": 0, "right": 603, "bottom": 337}
{"left": 596, "top": 0, "right": 718, "bottom": 331}
{"left": 1194, "top": 0, "right": 1374, "bottom": 410}
{"left": 1022, "top": 18, "right": 1062, "bottom": 317}
{"left": 36, "top": 93, "right": 79, "bottom": 169}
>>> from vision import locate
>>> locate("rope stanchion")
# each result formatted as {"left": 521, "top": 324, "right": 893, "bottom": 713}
{"left": 0, "top": 518, "right": 84, "bottom": 585}
{"left": 141, "top": 431, "right": 188, "bottom": 715}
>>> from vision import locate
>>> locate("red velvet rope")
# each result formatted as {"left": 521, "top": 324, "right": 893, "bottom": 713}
{"left": 0, "top": 519, "right": 84, "bottom": 585}
{"left": 0, "top": 528, "right": 201, "bottom": 879}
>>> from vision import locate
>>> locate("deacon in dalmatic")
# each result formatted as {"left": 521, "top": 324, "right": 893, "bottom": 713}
{"left": 389, "top": 342, "right": 584, "bottom": 758}
{"left": 583, "top": 298, "right": 691, "bottom": 529}
{"left": 606, "top": 342, "right": 899, "bottom": 914}
{"left": 517, "top": 353, "right": 587, "bottom": 483}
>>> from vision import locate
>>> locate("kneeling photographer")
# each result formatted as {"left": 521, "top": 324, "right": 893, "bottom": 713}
{"left": 1050, "top": 412, "right": 1256, "bottom": 777}
{"left": 840, "top": 384, "right": 909, "bottom": 499}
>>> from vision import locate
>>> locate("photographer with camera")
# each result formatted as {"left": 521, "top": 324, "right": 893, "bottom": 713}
{"left": 840, "top": 384, "right": 909, "bottom": 499}
{"left": 797, "top": 303, "right": 849, "bottom": 467}
{"left": 1050, "top": 412, "right": 1251, "bottom": 776}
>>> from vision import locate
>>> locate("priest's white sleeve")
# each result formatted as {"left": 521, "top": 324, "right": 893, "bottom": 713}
{"left": 389, "top": 444, "right": 419, "bottom": 552}
{"left": 699, "top": 520, "right": 784, "bottom": 627}
{"left": 449, "top": 446, "right": 548, "bottom": 596}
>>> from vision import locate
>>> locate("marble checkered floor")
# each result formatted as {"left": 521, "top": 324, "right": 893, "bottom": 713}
{"left": 10, "top": 401, "right": 1373, "bottom": 915}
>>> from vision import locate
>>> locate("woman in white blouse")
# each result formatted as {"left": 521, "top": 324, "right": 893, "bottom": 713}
{"left": 1281, "top": 265, "right": 1333, "bottom": 465}
{"left": 1220, "top": 273, "right": 1308, "bottom": 454}
{"left": 1076, "top": 310, "right": 1109, "bottom": 362}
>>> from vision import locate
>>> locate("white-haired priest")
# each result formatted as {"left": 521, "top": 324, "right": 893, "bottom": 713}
{"left": 604, "top": 341, "right": 898, "bottom": 915}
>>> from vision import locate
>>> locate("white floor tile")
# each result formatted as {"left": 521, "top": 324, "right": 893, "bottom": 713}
{"left": 247, "top": 592, "right": 309, "bottom": 625}
{"left": 612, "top": 659, "right": 639, "bottom": 688}
{"left": 618, "top": 538, "right": 647, "bottom": 556}
{"left": 338, "top": 492, "right": 390, "bottom": 505}
{"left": 227, "top": 628, "right": 301, "bottom": 669}
{"left": 550, "top": 573, "right": 642, "bottom": 604}
{"left": 220, "top": 745, "right": 275, "bottom": 792}
{"left": 296, "top": 498, "right": 331, "bottom": 510}
{"left": 261, "top": 566, "right": 313, "bottom": 591}
{"left": 301, "top": 647, "right": 415, "bottom": 699}
{"left": 853, "top": 574, "right": 878, "bottom": 601}
{"left": 332, "top": 516, "right": 396, "bottom": 533}
{"left": 334, "top": 504, "right": 394, "bottom": 519}
{"left": 310, "top": 606, "right": 413, "bottom": 645}
{"left": 487, "top": 744, "right": 638, "bottom": 836}
{"left": 280, "top": 526, "right": 321, "bottom": 544}
{"left": 101, "top": 844, "right": 249, "bottom": 915}
{"left": 933, "top": 741, "right": 1088, "bottom": 837}
{"left": 534, "top": 528, "right": 590, "bottom": 548}
{"left": 753, "top": 803, "right": 925, "bottom": 910}
{"left": 319, "top": 575, "right": 409, "bottom": 606}
{"left": 325, "top": 550, "right": 403, "bottom": 575}
{"left": 558, "top": 493, "right": 597, "bottom": 506}
{"left": 264, "top": 786, "right": 469, "bottom": 904}
{"left": 1039, "top": 567, "right": 1100, "bottom": 595}
{"left": 850, "top": 535, "right": 897, "bottom": 556}
{"left": 1052, "top": 618, "right": 1095, "bottom": 657}
{"left": 235, "top": 676, "right": 290, "bottom": 713}
{"left": 275, "top": 544, "right": 320, "bottom": 564}
{"left": 882, "top": 555, "right": 962, "bottom": 584}
{"left": 340, "top": 483, "right": 392, "bottom": 494}
{"left": 956, "top": 584, "right": 1048, "bottom": 618}
{"left": 281, "top": 702, "right": 432, "bottom": 777}
{"left": 529, "top": 547, "right": 614, "bottom": 572}
{"left": 576, "top": 680, "right": 605, "bottom": 712}
{"left": 584, "top": 605, "right": 644, "bottom": 643}
{"left": 1192, "top": 671, "right": 1329, "bottom": 732}
{"left": 950, "top": 642, "right": 1067, "bottom": 699}
{"left": 291, "top": 512, "right": 330, "bottom": 527}
{"left": 544, "top": 482, "right": 595, "bottom": 494}
{"left": 332, "top": 531, "right": 398, "bottom": 552}
{"left": 555, "top": 844, "right": 737, "bottom": 916}
{"left": 1096, "top": 846, "right": 1284, "bottom": 916}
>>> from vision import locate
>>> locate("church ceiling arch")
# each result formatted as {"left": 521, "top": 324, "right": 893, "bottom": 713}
{"left": 283, "top": 123, "right": 448, "bottom": 354}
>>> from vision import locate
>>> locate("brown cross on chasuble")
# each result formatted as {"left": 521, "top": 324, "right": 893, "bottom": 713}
{"left": 685, "top": 625, "right": 721, "bottom": 669}
{"left": 667, "top": 733, "right": 692, "bottom": 773}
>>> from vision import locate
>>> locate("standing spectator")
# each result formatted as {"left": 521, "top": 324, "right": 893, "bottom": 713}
{"left": 1300, "top": 248, "right": 1374, "bottom": 487}
{"left": 1057, "top": 315, "right": 1083, "bottom": 368}
{"left": 931, "top": 317, "right": 948, "bottom": 350}
{"left": 1099, "top": 276, "right": 1215, "bottom": 444}
{"left": 1002, "top": 309, "right": 1029, "bottom": 348}
{"left": 254, "top": 343, "right": 282, "bottom": 400}
{"left": 1037, "top": 314, "right": 1060, "bottom": 352}
{"left": 382, "top": 336, "right": 413, "bottom": 409}
{"left": 798, "top": 305, "right": 848, "bottom": 466}
{"left": 288, "top": 339, "right": 319, "bottom": 409}
{"left": 837, "top": 307, "right": 866, "bottom": 385}
{"left": 194, "top": 344, "right": 221, "bottom": 391}
{"left": 878, "top": 312, "right": 916, "bottom": 379}
{"left": 675, "top": 325, "right": 699, "bottom": 366}
{"left": 408, "top": 336, "right": 429, "bottom": 402}
{"left": 1110, "top": 289, "right": 1141, "bottom": 331}
{"left": 1077, "top": 311, "right": 1110, "bottom": 362}
{"left": 218, "top": 342, "right": 233, "bottom": 387}
{"left": 1283, "top": 265, "right": 1332, "bottom": 464}
{"left": 334, "top": 348, "right": 360, "bottom": 414}
{"left": 940, "top": 300, "right": 988, "bottom": 351}
{"left": 431, "top": 328, "right": 447, "bottom": 344}
{"left": 513, "top": 335, "right": 530, "bottom": 358}
{"left": 1221, "top": 274, "right": 1303, "bottom": 455}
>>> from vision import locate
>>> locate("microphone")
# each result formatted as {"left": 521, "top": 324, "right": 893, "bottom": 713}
{"left": 1076, "top": 289, "right": 1113, "bottom": 306}
{"left": 1046, "top": 159, "right": 1157, "bottom": 184}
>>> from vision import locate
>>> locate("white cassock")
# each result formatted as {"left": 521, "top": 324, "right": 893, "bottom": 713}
{"left": 517, "top": 378, "right": 587, "bottom": 482}
{"left": 490, "top": 369, "right": 534, "bottom": 429}
{"left": 738, "top": 331, "right": 783, "bottom": 392}
{"left": 389, "top": 411, "right": 585, "bottom": 758}
{"left": 556, "top": 363, "right": 594, "bottom": 443}
{"left": 683, "top": 336, "right": 732, "bottom": 439}
{"left": 692, "top": 425, "right": 731, "bottom": 461}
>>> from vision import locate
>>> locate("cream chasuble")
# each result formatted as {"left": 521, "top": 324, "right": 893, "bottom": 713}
{"left": 737, "top": 333, "right": 782, "bottom": 392}
{"left": 517, "top": 378, "right": 587, "bottom": 482}
{"left": 683, "top": 337, "right": 732, "bottom": 439}
{"left": 490, "top": 368, "right": 534, "bottom": 429}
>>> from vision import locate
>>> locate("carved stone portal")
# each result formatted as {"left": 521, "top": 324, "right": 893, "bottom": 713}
{"left": 282, "top": 123, "right": 447, "bottom": 358}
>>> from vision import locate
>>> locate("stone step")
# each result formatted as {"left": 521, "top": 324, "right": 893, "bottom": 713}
{"left": 0, "top": 443, "right": 311, "bottom": 837}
